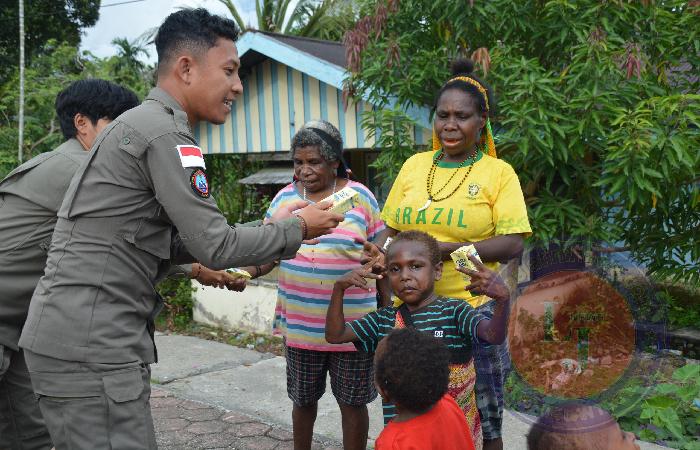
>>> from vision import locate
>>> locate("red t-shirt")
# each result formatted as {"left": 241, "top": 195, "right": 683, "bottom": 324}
{"left": 375, "top": 394, "right": 476, "bottom": 450}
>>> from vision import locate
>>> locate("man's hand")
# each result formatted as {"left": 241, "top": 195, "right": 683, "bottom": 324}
{"left": 334, "top": 264, "right": 382, "bottom": 292}
{"left": 457, "top": 254, "right": 509, "bottom": 301}
{"left": 296, "top": 200, "right": 344, "bottom": 240}
{"left": 268, "top": 200, "right": 310, "bottom": 222}
{"left": 195, "top": 265, "right": 248, "bottom": 291}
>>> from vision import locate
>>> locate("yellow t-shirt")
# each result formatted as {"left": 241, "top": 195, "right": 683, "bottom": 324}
{"left": 381, "top": 149, "right": 532, "bottom": 307}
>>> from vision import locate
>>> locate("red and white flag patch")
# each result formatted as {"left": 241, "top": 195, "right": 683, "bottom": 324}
{"left": 177, "top": 145, "right": 206, "bottom": 169}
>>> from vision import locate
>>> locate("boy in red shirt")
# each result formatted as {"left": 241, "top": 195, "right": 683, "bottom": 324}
{"left": 374, "top": 328, "right": 476, "bottom": 450}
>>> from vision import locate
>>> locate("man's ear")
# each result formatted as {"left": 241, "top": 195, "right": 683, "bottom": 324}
{"left": 174, "top": 55, "right": 195, "bottom": 85}
{"left": 73, "top": 113, "right": 89, "bottom": 136}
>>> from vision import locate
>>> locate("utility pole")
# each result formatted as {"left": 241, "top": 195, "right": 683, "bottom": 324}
{"left": 18, "top": 0, "right": 25, "bottom": 163}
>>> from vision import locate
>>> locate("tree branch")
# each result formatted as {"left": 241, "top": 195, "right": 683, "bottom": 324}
{"left": 29, "top": 119, "right": 56, "bottom": 154}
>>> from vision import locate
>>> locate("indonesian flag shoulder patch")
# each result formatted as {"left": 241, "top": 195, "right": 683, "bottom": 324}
{"left": 177, "top": 145, "right": 206, "bottom": 169}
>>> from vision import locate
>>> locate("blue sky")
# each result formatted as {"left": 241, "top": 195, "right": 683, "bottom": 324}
{"left": 81, "top": 0, "right": 261, "bottom": 63}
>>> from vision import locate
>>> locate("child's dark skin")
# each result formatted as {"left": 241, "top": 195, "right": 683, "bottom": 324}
{"left": 326, "top": 240, "right": 510, "bottom": 345}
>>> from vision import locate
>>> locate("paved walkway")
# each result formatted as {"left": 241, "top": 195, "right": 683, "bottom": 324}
{"left": 151, "top": 333, "right": 668, "bottom": 449}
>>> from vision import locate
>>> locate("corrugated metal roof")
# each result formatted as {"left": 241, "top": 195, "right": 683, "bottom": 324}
{"left": 238, "top": 167, "right": 293, "bottom": 185}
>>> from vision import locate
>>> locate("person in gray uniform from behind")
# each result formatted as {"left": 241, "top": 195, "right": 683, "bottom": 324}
{"left": 18, "top": 8, "right": 344, "bottom": 450}
{"left": 0, "top": 79, "right": 139, "bottom": 450}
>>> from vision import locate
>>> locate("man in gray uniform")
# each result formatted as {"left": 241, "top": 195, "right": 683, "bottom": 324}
{"left": 0, "top": 79, "right": 139, "bottom": 450}
{"left": 18, "top": 8, "right": 343, "bottom": 450}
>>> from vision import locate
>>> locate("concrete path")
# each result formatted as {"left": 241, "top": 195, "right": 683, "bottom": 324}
{"left": 151, "top": 333, "right": 667, "bottom": 449}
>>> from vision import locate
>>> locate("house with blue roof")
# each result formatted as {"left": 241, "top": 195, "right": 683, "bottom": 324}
{"left": 193, "top": 31, "right": 431, "bottom": 196}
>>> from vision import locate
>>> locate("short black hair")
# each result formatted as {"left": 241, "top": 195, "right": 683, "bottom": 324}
{"left": 375, "top": 328, "right": 450, "bottom": 413}
{"left": 155, "top": 8, "right": 240, "bottom": 71}
{"left": 435, "top": 58, "right": 496, "bottom": 117}
{"left": 55, "top": 79, "right": 139, "bottom": 140}
{"left": 387, "top": 230, "right": 442, "bottom": 266}
{"left": 526, "top": 402, "right": 618, "bottom": 450}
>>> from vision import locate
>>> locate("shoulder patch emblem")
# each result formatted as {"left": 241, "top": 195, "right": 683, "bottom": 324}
{"left": 190, "top": 169, "right": 210, "bottom": 198}
{"left": 177, "top": 145, "right": 206, "bottom": 169}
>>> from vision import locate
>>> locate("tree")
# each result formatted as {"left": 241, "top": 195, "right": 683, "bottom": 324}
{"left": 345, "top": 0, "right": 700, "bottom": 285}
{"left": 107, "top": 36, "right": 154, "bottom": 98}
{"left": 0, "top": 40, "right": 154, "bottom": 177}
{"left": 0, "top": 0, "right": 100, "bottom": 84}
{"left": 217, "top": 0, "right": 358, "bottom": 41}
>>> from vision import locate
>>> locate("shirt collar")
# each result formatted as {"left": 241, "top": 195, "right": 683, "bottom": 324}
{"left": 145, "top": 87, "right": 186, "bottom": 113}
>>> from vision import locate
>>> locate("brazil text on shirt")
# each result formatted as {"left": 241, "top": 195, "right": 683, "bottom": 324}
{"left": 390, "top": 207, "right": 532, "bottom": 230}
{"left": 266, "top": 180, "right": 384, "bottom": 351}
{"left": 391, "top": 206, "right": 472, "bottom": 227}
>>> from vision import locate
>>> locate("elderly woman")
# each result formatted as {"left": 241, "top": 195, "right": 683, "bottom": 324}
{"left": 242, "top": 120, "right": 383, "bottom": 450}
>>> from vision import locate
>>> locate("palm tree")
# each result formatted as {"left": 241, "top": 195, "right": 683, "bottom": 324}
{"left": 217, "top": 0, "right": 358, "bottom": 41}
{"left": 111, "top": 37, "right": 149, "bottom": 74}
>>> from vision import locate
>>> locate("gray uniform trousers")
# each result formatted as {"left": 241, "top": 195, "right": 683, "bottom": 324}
{"left": 19, "top": 88, "right": 304, "bottom": 450}
{"left": 0, "top": 139, "right": 87, "bottom": 449}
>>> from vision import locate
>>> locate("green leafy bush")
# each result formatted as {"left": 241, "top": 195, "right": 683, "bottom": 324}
{"left": 156, "top": 278, "right": 195, "bottom": 330}
{"left": 603, "top": 363, "right": 700, "bottom": 449}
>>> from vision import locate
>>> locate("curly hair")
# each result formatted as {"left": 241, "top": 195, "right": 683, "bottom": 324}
{"left": 55, "top": 79, "right": 139, "bottom": 140}
{"left": 155, "top": 8, "right": 240, "bottom": 72}
{"left": 387, "top": 230, "right": 442, "bottom": 266}
{"left": 375, "top": 328, "right": 450, "bottom": 413}
{"left": 291, "top": 120, "right": 343, "bottom": 160}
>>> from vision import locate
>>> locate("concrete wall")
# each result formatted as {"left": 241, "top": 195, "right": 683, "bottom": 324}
{"left": 193, "top": 279, "right": 278, "bottom": 335}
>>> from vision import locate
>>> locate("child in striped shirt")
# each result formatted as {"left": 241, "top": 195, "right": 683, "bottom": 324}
{"left": 326, "top": 230, "right": 511, "bottom": 450}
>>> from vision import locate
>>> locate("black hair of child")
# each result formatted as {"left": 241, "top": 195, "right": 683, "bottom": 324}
{"left": 375, "top": 328, "right": 450, "bottom": 413}
{"left": 387, "top": 230, "right": 442, "bottom": 266}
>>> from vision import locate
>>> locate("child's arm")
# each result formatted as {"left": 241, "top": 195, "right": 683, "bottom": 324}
{"left": 326, "top": 266, "right": 382, "bottom": 344}
{"left": 456, "top": 254, "right": 511, "bottom": 345}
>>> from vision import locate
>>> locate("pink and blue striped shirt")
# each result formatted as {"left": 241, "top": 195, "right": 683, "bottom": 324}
{"left": 266, "top": 180, "right": 384, "bottom": 351}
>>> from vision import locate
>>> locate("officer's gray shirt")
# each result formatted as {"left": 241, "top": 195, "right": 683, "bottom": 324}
{"left": 0, "top": 139, "right": 87, "bottom": 350}
{"left": 19, "top": 87, "right": 303, "bottom": 364}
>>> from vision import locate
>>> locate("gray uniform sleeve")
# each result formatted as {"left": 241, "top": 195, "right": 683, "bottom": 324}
{"left": 166, "top": 264, "right": 193, "bottom": 279}
{"left": 146, "top": 133, "right": 302, "bottom": 270}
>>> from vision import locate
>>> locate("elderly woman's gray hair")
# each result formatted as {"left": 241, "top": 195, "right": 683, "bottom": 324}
{"left": 290, "top": 120, "right": 343, "bottom": 163}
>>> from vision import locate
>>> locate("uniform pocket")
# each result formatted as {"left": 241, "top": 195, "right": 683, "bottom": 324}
{"left": 103, "top": 368, "right": 144, "bottom": 403}
{"left": 103, "top": 367, "right": 154, "bottom": 449}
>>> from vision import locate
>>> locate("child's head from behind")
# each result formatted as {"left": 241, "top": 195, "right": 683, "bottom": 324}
{"left": 385, "top": 231, "right": 443, "bottom": 306}
{"left": 527, "top": 402, "right": 639, "bottom": 450}
{"left": 374, "top": 328, "right": 450, "bottom": 414}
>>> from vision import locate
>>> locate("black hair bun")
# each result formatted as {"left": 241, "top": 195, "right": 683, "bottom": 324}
{"left": 450, "top": 58, "right": 475, "bottom": 76}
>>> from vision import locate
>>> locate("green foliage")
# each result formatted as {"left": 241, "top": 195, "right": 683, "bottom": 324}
{"left": 0, "top": 39, "right": 154, "bottom": 177}
{"left": 204, "top": 154, "right": 266, "bottom": 223}
{"left": 218, "top": 0, "right": 358, "bottom": 41}
{"left": 602, "top": 363, "right": 700, "bottom": 449}
{"left": 0, "top": 0, "right": 100, "bottom": 84}
{"left": 156, "top": 278, "right": 196, "bottom": 330}
{"left": 361, "top": 107, "right": 424, "bottom": 192}
{"left": 347, "top": 0, "right": 700, "bottom": 285}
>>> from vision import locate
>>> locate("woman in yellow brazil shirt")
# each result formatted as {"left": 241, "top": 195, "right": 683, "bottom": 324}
{"left": 371, "top": 58, "right": 531, "bottom": 450}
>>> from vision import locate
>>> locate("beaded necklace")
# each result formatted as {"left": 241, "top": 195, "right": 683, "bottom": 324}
{"left": 418, "top": 149, "right": 478, "bottom": 212}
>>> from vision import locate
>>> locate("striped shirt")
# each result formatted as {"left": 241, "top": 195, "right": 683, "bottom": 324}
{"left": 348, "top": 297, "right": 487, "bottom": 362}
{"left": 349, "top": 297, "right": 488, "bottom": 424}
{"left": 267, "top": 180, "right": 384, "bottom": 351}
